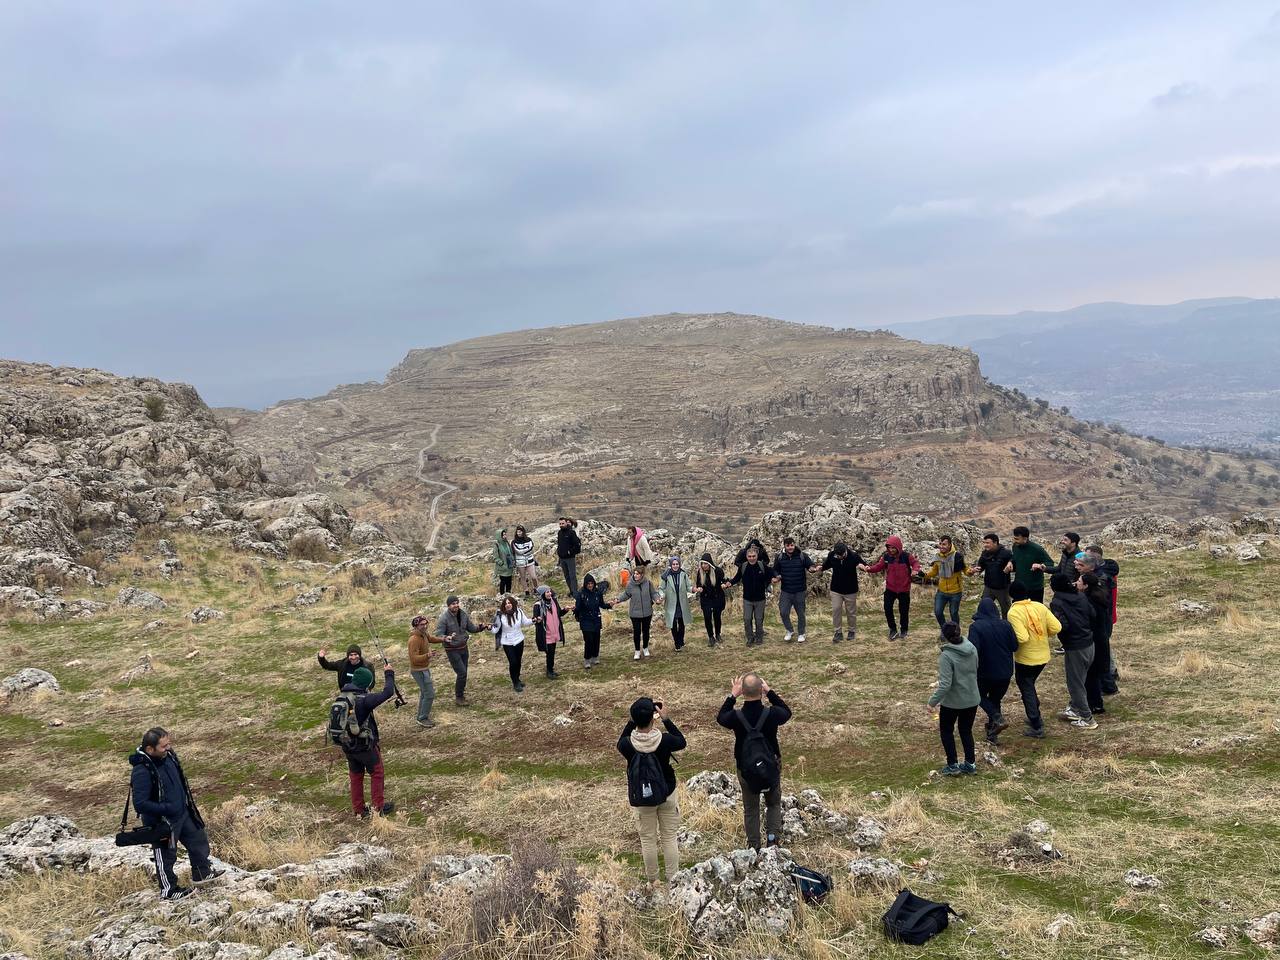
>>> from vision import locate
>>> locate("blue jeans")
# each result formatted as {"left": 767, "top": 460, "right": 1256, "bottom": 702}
{"left": 411, "top": 668, "right": 435, "bottom": 721}
{"left": 933, "top": 591, "right": 961, "bottom": 627}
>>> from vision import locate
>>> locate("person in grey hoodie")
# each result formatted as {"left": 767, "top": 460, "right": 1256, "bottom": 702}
{"left": 926, "top": 622, "right": 981, "bottom": 775}
{"left": 616, "top": 567, "right": 660, "bottom": 660}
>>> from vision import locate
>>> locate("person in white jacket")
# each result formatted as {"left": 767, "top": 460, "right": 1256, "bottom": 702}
{"left": 491, "top": 594, "right": 536, "bottom": 693}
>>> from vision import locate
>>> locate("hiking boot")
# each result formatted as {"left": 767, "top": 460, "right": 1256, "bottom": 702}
{"left": 833, "top": 631, "right": 842, "bottom": 643}
{"left": 455, "top": 696, "right": 470, "bottom": 707}
{"left": 783, "top": 631, "right": 793, "bottom": 642}
{"left": 888, "top": 629, "right": 899, "bottom": 641}
{"left": 991, "top": 717, "right": 1010, "bottom": 736}
{"left": 191, "top": 868, "right": 225, "bottom": 885}
{"left": 796, "top": 633, "right": 806, "bottom": 644}
{"left": 416, "top": 718, "right": 436, "bottom": 729}
{"left": 513, "top": 681, "right": 525, "bottom": 693}
{"left": 379, "top": 801, "right": 397, "bottom": 815}
{"left": 546, "top": 670, "right": 559, "bottom": 679}
{"left": 1021, "top": 725, "right": 1046, "bottom": 739}
{"left": 1058, "top": 707, "right": 1081, "bottom": 722}
{"left": 939, "top": 763, "right": 963, "bottom": 776}
{"left": 164, "top": 887, "right": 195, "bottom": 901}
{"left": 633, "top": 650, "right": 642, "bottom": 661}
{"left": 642, "top": 647, "right": 651, "bottom": 658}
{"left": 1071, "top": 718, "right": 1099, "bottom": 730}
{"left": 959, "top": 762, "right": 977, "bottom": 775}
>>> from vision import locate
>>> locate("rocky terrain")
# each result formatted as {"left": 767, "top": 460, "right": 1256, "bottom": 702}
{"left": 0, "top": 361, "right": 436, "bottom": 594}
{"left": 222, "top": 313, "right": 1280, "bottom": 551}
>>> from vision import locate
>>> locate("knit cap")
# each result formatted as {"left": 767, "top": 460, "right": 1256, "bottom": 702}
{"left": 351, "top": 666, "right": 374, "bottom": 690}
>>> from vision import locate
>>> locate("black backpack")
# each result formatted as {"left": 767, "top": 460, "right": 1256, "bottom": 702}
{"left": 882, "top": 889, "right": 960, "bottom": 945}
{"left": 626, "top": 750, "right": 670, "bottom": 807}
{"left": 327, "top": 692, "right": 371, "bottom": 752}
{"left": 737, "top": 706, "right": 780, "bottom": 792}
{"left": 790, "top": 865, "right": 833, "bottom": 904}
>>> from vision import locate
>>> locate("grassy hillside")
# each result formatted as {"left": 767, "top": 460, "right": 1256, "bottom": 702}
{"left": 1, "top": 531, "right": 1278, "bottom": 958}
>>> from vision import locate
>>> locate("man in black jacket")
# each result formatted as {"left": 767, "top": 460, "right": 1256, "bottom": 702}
{"left": 969, "top": 533, "right": 1014, "bottom": 618}
{"left": 728, "top": 546, "right": 771, "bottom": 646}
{"left": 716, "top": 673, "right": 791, "bottom": 851}
{"left": 317, "top": 644, "right": 367, "bottom": 689}
{"left": 617, "top": 696, "right": 686, "bottom": 882}
{"left": 1048, "top": 574, "right": 1096, "bottom": 730}
{"left": 820, "top": 541, "right": 864, "bottom": 643}
{"left": 1048, "top": 532, "right": 1082, "bottom": 574}
{"left": 556, "top": 517, "right": 582, "bottom": 597}
{"left": 771, "top": 537, "right": 813, "bottom": 643}
{"left": 129, "top": 727, "right": 223, "bottom": 899}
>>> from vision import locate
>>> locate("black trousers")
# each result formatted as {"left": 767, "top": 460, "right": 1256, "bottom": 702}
{"left": 1015, "top": 662, "right": 1046, "bottom": 730}
{"left": 701, "top": 604, "right": 722, "bottom": 641}
{"left": 978, "top": 676, "right": 1011, "bottom": 725}
{"left": 631, "top": 615, "right": 652, "bottom": 650}
{"left": 445, "top": 646, "right": 469, "bottom": 699}
{"left": 883, "top": 590, "right": 910, "bottom": 632}
{"left": 581, "top": 629, "right": 601, "bottom": 661}
{"left": 151, "top": 814, "right": 212, "bottom": 896}
{"left": 671, "top": 614, "right": 685, "bottom": 649}
{"left": 1085, "top": 624, "right": 1112, "bottom": 712}
{"left": 502, "top": 642, "right": 523, "bottom": 685}
{"left": 544, "top": 643, "right": 557, "bottom": 673}
{"left": 498, "top": 575, "right": 512, "bottom": 594}
{"left": 939, "top": 705, "right": 978, "bottom": 765}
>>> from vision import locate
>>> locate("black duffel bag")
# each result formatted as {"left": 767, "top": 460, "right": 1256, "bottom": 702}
{"left": 113, "top": 791, "right": 171, "bottom": 847}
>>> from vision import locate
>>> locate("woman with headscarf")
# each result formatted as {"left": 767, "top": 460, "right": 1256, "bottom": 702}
{"left": 693, "top": 553, "right": 726, "bottom": 646}
{"left": 659, "top": 555, "right": 693, "bottom": 652}
{"left": 533, "top": 584, "right": 565, "bottom": 680}
{"left": 626, "top": 525, "right": 654, "bottom": 570}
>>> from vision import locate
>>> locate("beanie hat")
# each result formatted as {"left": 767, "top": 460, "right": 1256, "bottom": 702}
{"left": 535, "top": 585, "right": 551, "bottom": 598}
{"left": 351, "top": 666, "right": 374, "bottom": 690}
{"left": 411, "top": 615, "right": 427, "bottom": 628}
{"left": 346, "top": 644, "right": 362, "bottom": 656}
{"left": 447, "top": 594, "right": 459, "bottom": 605}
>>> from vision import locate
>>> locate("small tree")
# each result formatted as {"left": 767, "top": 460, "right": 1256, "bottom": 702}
{"left": 144, "top": 394, "right": 166, "bottom": 422}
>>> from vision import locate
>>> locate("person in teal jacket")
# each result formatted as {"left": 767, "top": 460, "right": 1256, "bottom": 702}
{"left": 658, "top": 556, "right": 693, "bottom": 652}
{"left": 926, "top": 622, "right": 981, "bottom": 776}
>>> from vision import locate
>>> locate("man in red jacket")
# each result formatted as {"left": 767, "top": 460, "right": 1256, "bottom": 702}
{"left": 862, "top": 536, "right": 922, "bottom": 641}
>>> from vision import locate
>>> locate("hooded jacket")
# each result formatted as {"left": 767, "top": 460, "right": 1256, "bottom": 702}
{"left": 772, "top": 548, "right": 813, "bottom": 594}
{"left": 572, "top": 577, "right": 613, "bottom": 630}
{"left": 925, "top": 546, "right": 967, "bottom": 595}
{"left": 865, "top": 537, "right": 920, "bottom": 593}
{"left": 928, "top": 638, "right": 981, "bottom": 709}
{"left": 658, "top": 567, "right": 692, "bottom": 629}
{"left": 556, "top": 525, "right": 581, "bottom": 560}
{"left": 1049, "top": 588, "right": 1094, "bottom": 651}
{"left": 1008, "top": 600, "right": 1062, "bottom": 666}
{"left": 129, "top": 748, "right": 202, "bottom": 828}
{"left": 318, "top": 649, "right": 367, "bottom": 689}
{"left": 493, "top": 531, "right": 515, "bottom": 577}
{"left": 694, "top": 559, "right": 726, "bottom": 609}
{"left": 821, "top": 546, "right": 864, "bottom": 594}
{"left": 966, "top": 597, "right": 1019, "bottom": 680}
{"left": 1097, "top": 558, "right": 1120, "bottom": 624}
{"left": 617, "top": 718, "right": 687, "bottom": 796}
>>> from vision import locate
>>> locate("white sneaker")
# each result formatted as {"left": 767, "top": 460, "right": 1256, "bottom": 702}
{"left": 633, "top": 650, "right": 642, "bottom": 661}
{"left": 642, "top": 648, "right": 651, "bottom": 658}
{"left": 783, "top": 631, "right": 793, "bottom": 642}
{"left": 797, "top": 633, "right": 806, "bottom": 643}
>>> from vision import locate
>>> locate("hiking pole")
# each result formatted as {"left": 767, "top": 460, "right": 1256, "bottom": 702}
{"left": 362, "top": 614, "right": 408, "bottom": 709}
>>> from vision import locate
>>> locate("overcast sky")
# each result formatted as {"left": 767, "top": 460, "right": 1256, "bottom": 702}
{"left": 3, "top": 2, "right": 1278, "bottom": 407}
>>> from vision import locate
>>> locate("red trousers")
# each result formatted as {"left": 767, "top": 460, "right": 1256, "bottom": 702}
{"left": 346, "top": 746, "right": 384, "bottom": 813}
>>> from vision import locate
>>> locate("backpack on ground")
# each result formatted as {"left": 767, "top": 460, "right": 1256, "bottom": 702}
{"left": 790, "top": 865, "right": 833, "bottom": 904}
{"left": 737, "top": 706, "right": 780, "bottom": 792}
{"left": 626, "top": 750, "right": 670, "bottom": 807}
{"left": 881, "top": 888, "right": 960, "bottom": 945}
{"left": 327, "top": 692, "right": 370, "bottom": 752}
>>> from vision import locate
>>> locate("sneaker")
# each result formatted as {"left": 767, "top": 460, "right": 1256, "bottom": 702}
{"left": 591, "top": 657, "right": 600, "bottom": 666}
{"left": 674, "top": 646, "right": 684, "bottom": 653}
{"left": 959, "top": 762, "right": 977, "bottom": 775}
{"left": 900, "top": 631, "right": 909, "bottom": 641}
{"left": 546, "top": 670, "right": 559, "bottom": 679}
{"left": 783, "top": 631, "right": 793, "bottom": 642}
{"left": 939, "top": 763, "right": 963, "bottom": 776}
{"left": 454, "top": 696, "right": 470, "bottom": 707}
{"left": 796, "top": 633, "right": 806, "bottom": 644}
{"left": 1071, "top": 718, "right": 1099, "bottom": 730}
{"left": 584, "top": 660, "right": 592, "bottom": 670}
{"left": 715, "top": 635, "right": 722, "bottom": 645}
{"left": 642, "top": 647, "right": 651, "bottom": 658}
{"left": 1021, "top": 725, "right": 1046, "bottom": 739}
{"left": 833, "top": 632, "right": 842, "bottom": 643}
{"left": 356, "top": 807, "right": 371, "bottom": 820}
{"left": 164, "top": 887, "right": 195, "bottom": 901}
{"left": 1052, "top": 645, "right": 1065, "bottom": 655}
{"left": 379, "top": 801, "right": 397, "bottom": 815}
{"left": 991, "top": 717, "right": 1010, "bottom": 736}
{"left": 191, "top": 868, "right": 224, "bottom": 886}
{"left": 633, "top": 650, "right": 642, "bottom": 661}
{"left": 514, "top": 681, "right": 525, "bottom": 692}
{"left": 416, "top": 718, "right": 436, "bottom": 729}
{"left": 1058, "top": 708, "right": 1082, "bottom": 722}
{"left": 888, "top": 629, "right": 899, "bottom": 640}
{"left": 1092, "top": 706, "right": 1106, "bottom": 715}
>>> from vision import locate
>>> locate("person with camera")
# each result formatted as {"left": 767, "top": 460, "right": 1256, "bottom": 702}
{"left": 127, "top": 727, "right": 223, "bottom": 899}
{"left": 716, "top": 673, "right": 791, "bottom": 851}
{"left": 617, "top": 696, "right": 686, "bottom": 886}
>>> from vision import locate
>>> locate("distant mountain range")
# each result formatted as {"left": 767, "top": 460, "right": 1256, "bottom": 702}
{"left": 879, "top": 298, "right": 1280, "bottom": 452}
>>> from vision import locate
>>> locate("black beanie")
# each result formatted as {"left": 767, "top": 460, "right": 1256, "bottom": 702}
{"left": 346, "top": 644, "right": 362, "bottom": 656}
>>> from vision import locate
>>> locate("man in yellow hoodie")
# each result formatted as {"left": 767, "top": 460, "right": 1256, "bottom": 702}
{"left": 1007, "top": 582, "right": 1062, "bottom": 739}
{"left": 925, "top": 536, "right": 967, "bottom": 628}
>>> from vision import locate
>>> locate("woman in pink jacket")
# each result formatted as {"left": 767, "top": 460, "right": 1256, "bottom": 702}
{"left": 862, "top": 536, "right": 921, "bottom": 641}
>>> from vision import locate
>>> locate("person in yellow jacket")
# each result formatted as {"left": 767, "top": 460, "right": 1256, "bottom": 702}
{"left": 924, "top": 536, "right": 967, "bottom": 628}
{"left": 1007, "top": 582, "right": 1062, "bottom": 738}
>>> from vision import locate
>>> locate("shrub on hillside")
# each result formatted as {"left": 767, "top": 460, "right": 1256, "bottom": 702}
{"left": 350, "top": 565, "right": 377, "bottom": 591}
{"left": 289, "top": 534, "right": 333, "bottom": 562}
{"left": 144, "top": 394, "right": 166, "bottom": 422}
{"left": 33, "top": 563, "right": 68, "bottom": 589}
{"left": 77, "top": 549, "right": 105, "bottom": 572}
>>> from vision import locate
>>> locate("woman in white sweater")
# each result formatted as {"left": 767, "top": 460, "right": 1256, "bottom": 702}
{"left": 492, "top": 593, "right": 536, "bottom": 693}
